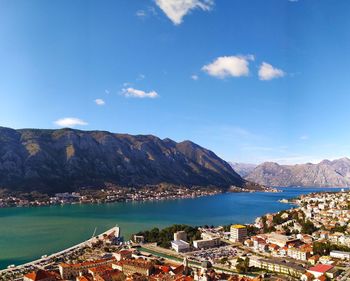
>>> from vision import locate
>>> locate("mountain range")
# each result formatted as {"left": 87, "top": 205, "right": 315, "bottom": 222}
{"left": 0, "top": 127, "right": 256, "bottom": 194}
{"left": 233, "top": 158, "right": 350, "bottom": 187}
{"left": 229, "top": 162, "right": 257, "bottom": 177}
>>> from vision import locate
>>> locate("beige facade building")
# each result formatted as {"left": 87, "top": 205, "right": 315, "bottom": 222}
{"left": 230, "top": 225, "right": 247, "bottom": 242}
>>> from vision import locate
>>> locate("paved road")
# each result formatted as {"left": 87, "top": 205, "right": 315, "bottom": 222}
{"left": 0, "top": 226, "right": 119, "bottom": 275}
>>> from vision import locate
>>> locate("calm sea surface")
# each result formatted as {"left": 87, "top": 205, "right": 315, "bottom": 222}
{"left": 0, "top": 187, "right": 345, "bottom": 269}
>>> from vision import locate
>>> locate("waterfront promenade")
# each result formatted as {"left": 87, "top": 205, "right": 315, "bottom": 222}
{"left": 0, "top": 226, "right": 119, "bottom": 277}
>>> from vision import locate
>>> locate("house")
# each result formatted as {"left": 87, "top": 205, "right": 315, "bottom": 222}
{"left": 23, "top": 270, "right": 59, "bottom": 281}
{"left": 287, "top": 247, "right": 311, "bottom": 261}
{"left": 307, "top": 264, "right": 334, "bottom": 279}
{"left": 319, "top": 255, "right": 333, "bottom": 264}
{"left": 113, "top": 249, "right": 132, "bottom": 261}
{"left": 112, "top": 258, "right": 154, "bottom": 276}
{"left": 59, "top": 258, "right": 115, "bottom": 279}
{"left": 94, "top": 269, "right": 124, "bottom": 281}
{"left": 268, "top": 243, "right": 279, "bottom": 253}
{"left": 308, "top": 255, "right": 320, "bottom": 265}
{"left": 300, "top": 272, "right": 314, "bottom": 281}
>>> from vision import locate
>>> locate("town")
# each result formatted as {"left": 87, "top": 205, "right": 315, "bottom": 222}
{"left": 0, "top": 184, "right": 278, "bottom": 208}
{"left": 2, "top": 190, "right": 350, "bottom": 281}
{"left": 0, "top": 185, "right": 222, "bottom": 208}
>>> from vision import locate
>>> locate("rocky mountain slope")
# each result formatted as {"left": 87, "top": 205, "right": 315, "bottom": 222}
{"left": 229, "top": 162, "right": 257, "bottom": 177}
{"left": 245, "top": 158, "right": 350, "bottom": 187}
{"left": 0, "top": 127, "right": 251, "bottom": 193}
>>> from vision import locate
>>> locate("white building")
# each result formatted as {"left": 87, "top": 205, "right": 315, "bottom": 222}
{"left": 174, "top": 231, "right": 187, "bottom": 241}
{"left": 230, "top": 225, "right": 247, "bottom": 242}
{"left": 193, "top": 237, "right": 220, "bottom": 249}
{"left": 171, "top": 240, "right": 190, "bottom": 252}
{"left": 330, "top": 250, "right": 350, "bottom": 260}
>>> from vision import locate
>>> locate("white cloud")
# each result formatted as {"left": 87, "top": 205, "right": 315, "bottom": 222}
{"left": 191, "top": 74, "right": 199, "bottom": 80}
{"left": 202, "top": 55, "right": 254, "bottom": 79}
{"left": 122, "top": 87, "right": 159, "bottom": 99}
{"left": 137, "top": 74, "right": 146, "bottom": 80}
{"left": 155, "top": 0, "right": 214, "bottom": 25}
{"left": 54, "top": 117, "right": 88, "bottom": 128}
{"left": 136, "top": 7, "right": 158, "bottom": 19}
{"left": 94, "top": 99, "right": 105, "bottom": 106}
{"left": 136, "top": 10, "right": 147, "bottom": 17}
{"left": 258, "top": 62, "right": 285, "bottom": 81}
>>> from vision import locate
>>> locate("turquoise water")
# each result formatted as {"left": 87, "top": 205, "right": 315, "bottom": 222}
{"left": 0, "top": 187, "right": 345, "bottom": 269}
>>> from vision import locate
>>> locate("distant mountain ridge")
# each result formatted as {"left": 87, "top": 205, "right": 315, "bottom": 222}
{"left": 243, "top": 158, "right": 350, "bottom": 187}
{"left": 0, "top": 127, "right": 253, "bottom": 193}
{"left": 229, "top": 162, "right": 257, "bottom": 177}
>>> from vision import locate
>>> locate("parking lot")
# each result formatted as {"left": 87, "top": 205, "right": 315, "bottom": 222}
{"left": 185, "top": 245, "right": 245, "bottom": 263}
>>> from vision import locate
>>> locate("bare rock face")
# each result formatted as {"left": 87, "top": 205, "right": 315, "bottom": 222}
{"left": 245, "top": 158, "right": 350, "bottom": 187}
{"left": 0, "top": 127, "right": 246, "bottom": 193}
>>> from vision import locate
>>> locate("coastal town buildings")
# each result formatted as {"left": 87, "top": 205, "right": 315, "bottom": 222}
{"left": 174, "top": 231, "right": 187, "bottom": 242}
{"left": 6, "top": 190, "right": 350, "bottom": 281}
{"left": 193, "top": 237, "right": 220, "bottom": 249}
{"left": 171, "top": 240, "right": 190, "bottom": 252}
{"left": 330, "top": 250, "right": 350, "bottom": 260}
{"left": 58, "top": 259, "right": 115, "bottom": 279}
{"left": 249, "top": 257, "right": 305, "bottom": 278}
{"left": 23, "top": 270, "right": 58, "bottom": 281}
{"left": 172, "top": 231, "right": 190, "bottom": 252}
{"left": 230, "top": 225, "right": 247, "bottom": 243}
{"left": 112, "top": 259, "right": 154, "bottom": 276}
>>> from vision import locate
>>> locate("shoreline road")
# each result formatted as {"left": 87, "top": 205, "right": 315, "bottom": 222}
{"left": 0, "top": 226, "right": 119, "bottom": 275}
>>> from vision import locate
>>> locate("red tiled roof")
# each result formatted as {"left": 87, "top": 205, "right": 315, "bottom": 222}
{"left": 88, "top": 265, "right": 113, "bottom": 273}
{"left": 119, "top": 250, "right": 132, "bottom": 255}
{"left": 96, "top": 269, "right": 123, "bottom": 281}
{"left": 317, "top": 275, "right": 327, "bottom": 281}
{"left": 159, "top": 265, "right": 171, "bottom": 273}
{"left": 308, "top": 255, "right": 320, "bottom": 260}
{"left": 24, "top": 270, "right": 56, "bottom": 281}
{"left": 309, "top": 264, "right": 333, "bottom": 273}
{"left": 173, "top": 265, "right": 185, "bottom": 275}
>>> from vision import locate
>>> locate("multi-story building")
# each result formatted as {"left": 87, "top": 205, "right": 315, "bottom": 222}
{"left": 23, "top": 270, "right": 58, "bottom": 281}
{"left": 112, "top": 259, "right": 154, "bottom": 276}
{"left": 58, "top": 258, "right": 115, "bottom": 279}
{"left": 330, "top": 250, "right": 350, "bottom": 260}
{"left": 265, "top": 233, "right": 299, "bottom": 248}
{"left": 171, "top": 239, "right": 190, "bottom": 252}
{"left": 193, "top": 237, "right": 220, "bottom": 249}
{"left": 113, "top": 249, "right": 132, "bottom": 261}
{"left": 174, "top": 231, "right": 187, "bottom": 241}
{"left": 230, "top": 225, "right": 247, "bottom": 242}
{"left": 287, "top": 247, "right": 311, "bottom": 261}
{"left": 249, "top": 257, "right": 305, "bottom": 278}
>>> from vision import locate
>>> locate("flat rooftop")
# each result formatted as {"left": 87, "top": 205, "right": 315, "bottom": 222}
{"left": 171, "top": 240, "right": 189, "bottom": 246}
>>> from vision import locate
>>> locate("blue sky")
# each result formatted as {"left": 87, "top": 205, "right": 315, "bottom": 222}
{"left": 1, "top": 0, "right": 350, "bottom": 164}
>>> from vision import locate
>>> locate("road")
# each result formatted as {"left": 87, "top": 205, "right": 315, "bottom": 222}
{"left": 0, "top": 226, "right": 119, "bottom": 275}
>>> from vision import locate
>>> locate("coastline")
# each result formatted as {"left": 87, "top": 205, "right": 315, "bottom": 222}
{"left": 0, "top": 186, "right": 344, "bottom": 272}
{"left": 0, "top": 185, "right": 279, "bottom": 209}
{"left": 0, "top": 226, "right": 119, "bottom": 276}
